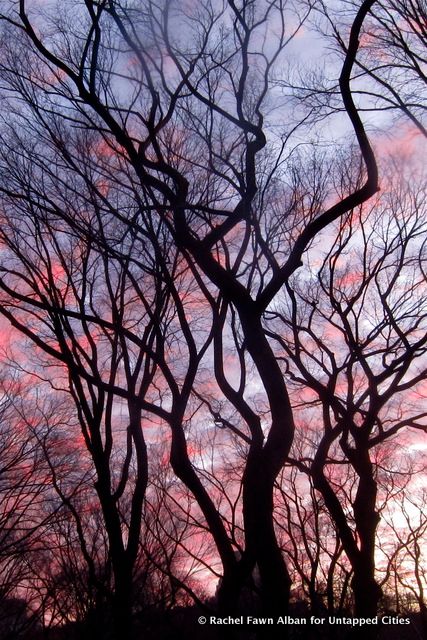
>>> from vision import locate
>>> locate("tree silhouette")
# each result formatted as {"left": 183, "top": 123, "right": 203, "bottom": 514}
{"left": 5, "top": 1, "right": 424, "bottom": 638}
{"left": 267, "top": 160, "right": 427, "bottom": 624}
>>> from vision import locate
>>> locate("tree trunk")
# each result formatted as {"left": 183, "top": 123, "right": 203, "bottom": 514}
{"left": 112, "top": 567, "right": 133, "bottom": 640}
{"left": 244, "top": 456, "right": 291, "bottom": 640}
{"left": 238, "top": 312, "right": 294, "bottom": 638}
{"left": 351, "top": 567, "right": 382, "bottom": 619}
{"left": 351, "top": 448, "right": 382, "bottom": 619}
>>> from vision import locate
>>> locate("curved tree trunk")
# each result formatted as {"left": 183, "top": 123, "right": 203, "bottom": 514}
{"left": 240, "top": 313, "right": 294, "bottom": 636}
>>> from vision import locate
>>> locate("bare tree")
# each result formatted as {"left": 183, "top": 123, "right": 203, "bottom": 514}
{"left": 275, "top": 455, "right": 354, "bottom": 616}
{"left": 0, "top": 0, "right": 382, "bottom": 633}
{"left": 267, "top": 160, "right": 427, "bottom": 622}
{"left": 0, "top": 192, "right": 218, "bottom": 638}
